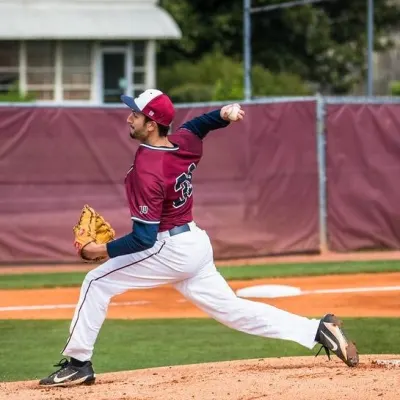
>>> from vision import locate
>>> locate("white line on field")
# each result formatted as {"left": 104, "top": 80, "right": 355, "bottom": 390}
{"left": 303, "top": 285, "right": 400, "bottom": 295}
{"left": 0, "top": 300, "right": 149, "bottom": 312}
{"left": 236, "top": 284, "right": 400, "bottom": 299}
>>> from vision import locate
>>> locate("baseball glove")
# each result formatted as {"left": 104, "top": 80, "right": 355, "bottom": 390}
{"left": 73, "top": 204, "right": 116, "bottom": 263}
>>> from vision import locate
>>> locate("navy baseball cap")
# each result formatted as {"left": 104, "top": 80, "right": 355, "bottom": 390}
{"left": 121, "top": 89, "right": 175, "bottom": 127}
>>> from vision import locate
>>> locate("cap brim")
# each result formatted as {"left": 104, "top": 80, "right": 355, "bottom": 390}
{"left": 120, "top": 95, "right": 141, "bottom": 112}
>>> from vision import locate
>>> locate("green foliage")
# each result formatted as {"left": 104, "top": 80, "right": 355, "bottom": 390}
{"left": 389, "top": 80, "right": 400, "bottom": 96}
{"left": 158, "top": 51, "right": 311, "bottom": 102}
{"left": 169, "top": 83, "right": 215, "bottom": 103}
{"left": 159, "top": 0, "right": 400, "bottom": 94}
{"left": 0, "top": 84, "right": 36, "bottom": 102}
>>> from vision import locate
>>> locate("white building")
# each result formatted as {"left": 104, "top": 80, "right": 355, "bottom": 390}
{"left": 0, "top": 0, "right": 181, "bottom": 103}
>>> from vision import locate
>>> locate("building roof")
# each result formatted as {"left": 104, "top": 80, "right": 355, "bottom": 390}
{"left": 0, "top": 0, "right": 181, "bottom": 40}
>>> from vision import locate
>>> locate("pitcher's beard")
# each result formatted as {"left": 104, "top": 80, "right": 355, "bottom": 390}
{"left": 129, "top": 127, "right": 139, "bottom": 139}
{"left": 129, "top": 125, "right": 147, "bottom": 141}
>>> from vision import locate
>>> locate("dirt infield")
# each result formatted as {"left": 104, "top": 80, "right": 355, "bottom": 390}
{"left": 2, "top": 270, "right": 400, "bottom": 399}
{"left": 1, "top": 273, "right": 400, "bottom": 319}
{"left": 2, "top": 355, "right": 400, "bottom": 400}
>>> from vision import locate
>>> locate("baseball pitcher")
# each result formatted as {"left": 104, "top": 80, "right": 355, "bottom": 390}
{"left": 39, "top": 89, "right": 359, "bottom": 387}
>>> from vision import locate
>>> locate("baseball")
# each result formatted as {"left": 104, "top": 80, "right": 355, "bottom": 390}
{"left": 226, "top": 104, "right": 241, "bottom": 121}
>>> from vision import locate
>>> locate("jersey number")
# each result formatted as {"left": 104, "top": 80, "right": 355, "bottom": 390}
{"left": 173, "top": 163, "right": 197, "bottom": 208}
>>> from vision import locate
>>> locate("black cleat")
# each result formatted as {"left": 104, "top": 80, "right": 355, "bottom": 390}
{"left": 39, "top": 358, "right": 96, "bottom": 387}
{"left": 315, "top": 314, "right": 359, "bottom": 367}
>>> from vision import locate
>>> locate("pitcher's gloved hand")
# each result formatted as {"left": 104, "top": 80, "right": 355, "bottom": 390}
{"left": 73, "top": 204, "right": 115, "bottom": 263}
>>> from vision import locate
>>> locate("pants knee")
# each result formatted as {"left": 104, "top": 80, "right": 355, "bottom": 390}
{"left": 83, "top": 270, "right": 98, "bottom": 287}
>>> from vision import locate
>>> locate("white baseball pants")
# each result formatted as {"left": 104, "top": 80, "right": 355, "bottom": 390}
{"left": 62, "top": 222, "right": 320, "bottom": 361}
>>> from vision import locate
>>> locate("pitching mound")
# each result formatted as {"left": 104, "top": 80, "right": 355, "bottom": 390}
{"left": 2, "top": 354, "right": 399, "bottom": 400}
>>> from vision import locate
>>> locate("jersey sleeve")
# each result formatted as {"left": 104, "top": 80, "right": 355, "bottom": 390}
{"left": 129, "top": 171, "right": 165, "bottom": 225}
{"left": 180, "top": 109, "right": 230, "bottom": 139}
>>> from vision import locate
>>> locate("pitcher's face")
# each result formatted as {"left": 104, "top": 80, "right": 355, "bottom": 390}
{"left": 127, "top": 111, "right": 149, "bottom": 142}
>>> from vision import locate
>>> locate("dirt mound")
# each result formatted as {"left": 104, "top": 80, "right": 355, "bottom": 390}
{"left": 2, "top": 355, "right": 399, "bottom": 400}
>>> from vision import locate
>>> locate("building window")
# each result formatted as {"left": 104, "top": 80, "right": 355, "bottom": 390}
{"left": 63, "top": 90, "right": 92, "bottom": 100}
{"left": 0, "top": 41, "right": 19, "bottom": 93}
{"left": 62, "top": 41, "right": 92, "bottom": 101}
{"left": 0, "top": 39, "right": 155, "bottom": 103}
{"left": 132, "top": 41, "right": 146, "bottom": 96}
{"left": 26, "top": 41, "right": 55, "bottom": 100}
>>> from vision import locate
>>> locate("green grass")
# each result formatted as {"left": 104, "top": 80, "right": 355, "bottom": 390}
{"left": 0, "top": 317, "right": 399, "bottom": 382}
{"left": 1, "top": 260, "right": 400, "bottom": 290}
{"left": 220, "top": 260, "right": 400, "bottom": 280}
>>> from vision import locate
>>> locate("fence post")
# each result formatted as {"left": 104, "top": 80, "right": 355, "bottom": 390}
{"left": 316, "top": 94, "right": 328, "bottom": 253}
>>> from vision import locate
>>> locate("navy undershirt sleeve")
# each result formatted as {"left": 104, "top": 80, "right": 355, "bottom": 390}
{"left": 181, "top": 109, "right": 230, "bottom": 139}
{"left": 106, "top": 221, "right": 159, "bottom": 258}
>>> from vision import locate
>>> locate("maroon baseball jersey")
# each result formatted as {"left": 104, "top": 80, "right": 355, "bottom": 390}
{"left": 124, "top": 128, "right": 202, "bottom": 231}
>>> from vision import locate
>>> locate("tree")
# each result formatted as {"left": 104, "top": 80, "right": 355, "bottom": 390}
{"left": 157, "top": 51, "right": 311, "bottom": 102}
{"left": 158, "top": 0, "right": 400, "bottom": 94}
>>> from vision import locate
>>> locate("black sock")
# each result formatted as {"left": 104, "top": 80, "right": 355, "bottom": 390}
{"left": 70, "top": 357, "right": 88, "bottom": 367}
